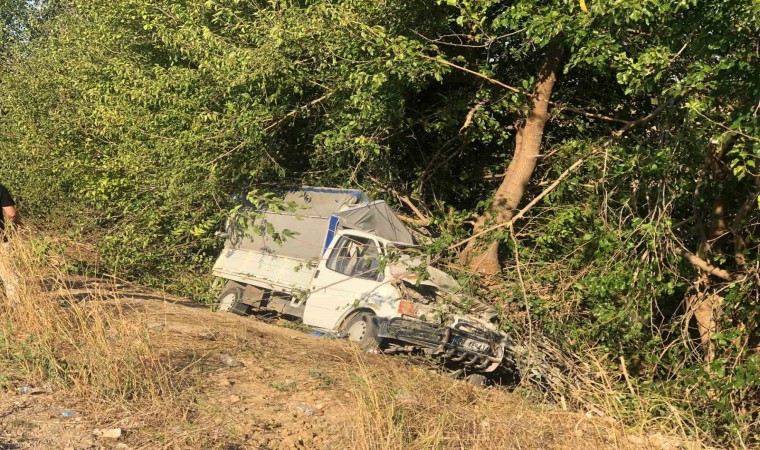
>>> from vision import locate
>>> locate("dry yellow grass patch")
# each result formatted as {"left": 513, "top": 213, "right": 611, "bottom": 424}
{"left": 0, "top": 231, "right": 191, "bottom": 413}
{"left": 346, "top": 351, "right": 639, "bottom": 450}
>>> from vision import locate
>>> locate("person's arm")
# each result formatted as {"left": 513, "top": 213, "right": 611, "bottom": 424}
{"left": 2, "top": 206, "right": 22, "bottom": 227}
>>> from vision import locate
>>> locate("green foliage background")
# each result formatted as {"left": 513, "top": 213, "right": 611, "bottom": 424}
{"left": 0, "top": 0, "right": 758, "bottom": 445}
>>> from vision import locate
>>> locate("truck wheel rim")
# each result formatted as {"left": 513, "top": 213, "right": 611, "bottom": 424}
{"left": 219, "top": 293, "right": 237, "bottom": 310}
{"left": 347, "top": 320, "right": 367, "bottom": 341}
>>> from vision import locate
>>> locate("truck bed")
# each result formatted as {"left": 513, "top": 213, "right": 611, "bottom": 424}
{"left": 213, "top": 249, "right": 317, "bottom": 293}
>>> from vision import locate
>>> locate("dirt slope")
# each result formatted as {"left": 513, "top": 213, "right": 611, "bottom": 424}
{"left": 0, "top": 287, "right": 700, "bottom": 450}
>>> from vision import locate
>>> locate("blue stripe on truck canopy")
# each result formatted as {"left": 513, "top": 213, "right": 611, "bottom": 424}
{"left": 323, "top": 215, "right": 341, "bottom": 255}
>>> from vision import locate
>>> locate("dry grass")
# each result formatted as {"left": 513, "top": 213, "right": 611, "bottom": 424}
{"left": 0, "top": 231, "right": 191, "bottom": 414}
{"left": 347, "top": 349, "right": 636, "bottom": 450}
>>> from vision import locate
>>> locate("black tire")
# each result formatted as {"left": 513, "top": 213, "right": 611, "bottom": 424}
{"left": 342, "top": 312, "right": 381, "bottom": 351}
{"left": 216, "top": 284, "right": 251, "bottom": 316}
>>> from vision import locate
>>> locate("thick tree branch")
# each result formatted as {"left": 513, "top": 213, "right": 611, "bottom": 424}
{"left": 398, "top": 215, "right": 431, "bottom": 226}
{"left": 678, "top": 248, "right": 732, "bottom": 281}
{"left": 731, "top": 189, "right": 759, "bottom": 231}
{"left": 365, "top": 175, "right": 431, "bottom": 227}
{"left": 422, "top": 55, "right": 522, "bottom": 94}
{"left": 611, "top": 91, "right": 690, "bottom": 137}
{"left": 730, "top": 189, "right": 759, "bottom": 267}
{"left": 461, "top": 100, "right": 487, "bottom": 131}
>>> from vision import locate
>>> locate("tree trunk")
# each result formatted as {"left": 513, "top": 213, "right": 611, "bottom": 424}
{"left": 461, "top": 45, "right": 563, "bottom": 274}
{"left": 686, "top": 280, "right": 723, "bottom": 363}
{"left": 688, "top": 135, "right": 737, "bottom": 361}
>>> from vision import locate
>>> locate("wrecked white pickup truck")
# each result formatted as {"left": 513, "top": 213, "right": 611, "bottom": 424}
{"left": 212, "top": 187, "right": 508, "bottom": 373}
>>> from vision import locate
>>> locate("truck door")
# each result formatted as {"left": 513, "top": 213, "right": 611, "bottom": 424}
{"left": 302, "top": 233, "right": 390, "bottom": 330}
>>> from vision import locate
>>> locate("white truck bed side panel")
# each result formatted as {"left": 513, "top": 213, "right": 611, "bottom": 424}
{"left": 229, "top": 213, "right": 331, "bottom": 260}
{"left": 213, "top": 249, "right": 317, "bottom": 293}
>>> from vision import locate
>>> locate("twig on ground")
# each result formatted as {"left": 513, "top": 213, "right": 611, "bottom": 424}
{"left": 509, "top": 222, "right": 533, "bottom": 344}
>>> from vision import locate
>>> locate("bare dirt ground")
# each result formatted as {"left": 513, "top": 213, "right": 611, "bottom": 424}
{"left": 0, "top": 285, "right": 703, "bottom": 450}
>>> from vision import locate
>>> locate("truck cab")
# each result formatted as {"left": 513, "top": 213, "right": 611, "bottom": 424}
{"left": 303, "top": 230, "right": 399, "bottom": 330}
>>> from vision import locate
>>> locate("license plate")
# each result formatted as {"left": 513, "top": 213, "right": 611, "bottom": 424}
{"left": 452, "top": 337, "right": 489, "bottom": 353}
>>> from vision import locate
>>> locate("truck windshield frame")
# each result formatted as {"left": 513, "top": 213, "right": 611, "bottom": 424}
{"left": 325, "top": 235, "right": 383, "bottom": 281}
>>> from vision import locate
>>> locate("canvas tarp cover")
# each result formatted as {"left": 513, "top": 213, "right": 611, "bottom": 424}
{"left": 335, "top": 201, "right": 415, "bottom": 245}
{"left": 226, "top": 200, "right": 415, "bottom": 260}
{"left": 226, "top": 212, "right": 330, "bottom": 260}
{"left": 282, "top": 188, "right": 365, "bottom": 217}
{"left": 226, "top": 188, "right": 365, "bottom": 261}
{"left": 223, "top": 187, "right": 420, "bottom": 261}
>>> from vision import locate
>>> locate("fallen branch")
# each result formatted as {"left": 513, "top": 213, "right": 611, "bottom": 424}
{"left": 398, "top": 215, "right": 431, "bottom": 226}
{"left": 398, "top": 195, "right": 430, "bottom": 226}
{"left": 509, "top": 222, "right": 533, "bottom": 344}
{"left": 677, "top": 248, "right": 732, "bottom": 281}
{"left": 365, "top": 175, "right": 431, "bottom": 227}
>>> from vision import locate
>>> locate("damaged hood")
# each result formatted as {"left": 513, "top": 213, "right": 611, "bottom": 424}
{"left": 389, "top": 256, "right": 459, "bottom": 290}
{"left": 388, "top": 255, "right": 500, "bottom": 329}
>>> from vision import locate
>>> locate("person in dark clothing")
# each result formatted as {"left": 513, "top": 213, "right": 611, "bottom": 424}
{"left": 0, "top": 184, "right": 21, "bottom": 302}
{"left": 0, "top": 184, "right": 21, "bottom": 232}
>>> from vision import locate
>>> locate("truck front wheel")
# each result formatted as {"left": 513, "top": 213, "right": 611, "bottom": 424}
{"left": 343, "top": 312, "right": 381, "bottom": 351}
